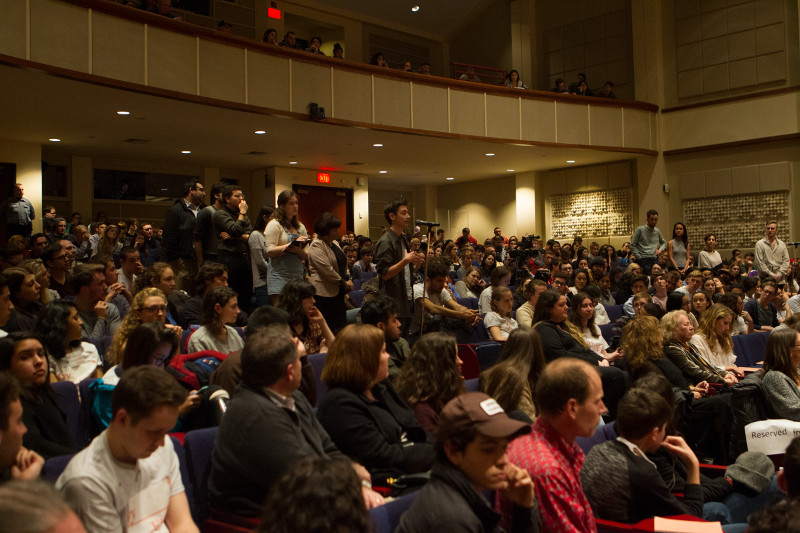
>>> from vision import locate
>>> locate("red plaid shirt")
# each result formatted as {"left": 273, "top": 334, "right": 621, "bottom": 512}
{"left": 506, "top": 418, "right": 597, "bottom": 533}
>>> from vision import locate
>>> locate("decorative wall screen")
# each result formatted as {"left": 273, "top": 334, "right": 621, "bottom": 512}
{"left": 682, "top": 191, "right": 790, "bottom": 249}
{"left": 551, "top": 188, "right": 633, "bottom": 240}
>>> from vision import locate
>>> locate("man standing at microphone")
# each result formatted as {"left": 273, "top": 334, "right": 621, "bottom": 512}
{"left": 374, "top": 198, "right": 416, "bottom": 338}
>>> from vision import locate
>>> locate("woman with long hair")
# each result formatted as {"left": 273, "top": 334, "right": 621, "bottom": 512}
{"left": 453, "top": 265, "right": 485, "bottom": 299}
{"left": 187, "top": 286, "right": 244, "bottom": 353}
{"left": 93, "top": 222, "right": 121, "bottom": 259}
{"left": 308, "top": 212, "right": 352, "bottom": 333}
{"left": 484, "top": 286, "right": 518, "bottom": 341}
{"left": 0, "top": 333, "right": 79, "bottom": 458}
{"left": 479, "top": 251, "right": 497, "bottom": 278}
{"left": 138, "top": 261, "right": 181, "bottom": 325}
{"left": 570, "top": 292, "right": 621, "bottom": 361}
{"left": 479, "top": 328, "right": 546, "bottom": 421}
{"left": 249, "top": 206, "right": 274, "bottom": 309}
{"left": 278, "top": 279, "right": 335, "bottom": 354}
{"left": 477, "top": 265, "right": 511, "bottom": 314}
{"left": 761, "top": 329, "right": 800, "bottom": 420}
{"left": 395, "top": 332, "right": 464, "bottom": 432}
{"left": 318, "top": 324, "right": 434, "bottom": 484}
{"left": 569, "top": 268, "right": 590, "bottom": 295}
{"left": 668, "top": 222, "right": 690, "bottom": 274}
{"left": 2, "top": 267, "right": 42, "bottom": 333}
{"left": 691, "top": 291, "right": 710, "bottom": 323}
{"left": 34, "top": 301, "right": 102, "bottom": 383}
{"left": 107, "top": 287, "right": 176, "bottom": 365}
{"left": 691, "top": 303, "right": 743, "bottom": 377}
{"left": 18, "top": 259, "right": 58, "bottom": 305}
{"left": 661, "top": 310, "right": 737, "bottom": 387}
{"left": 620, "top": 315, "right": 669, "bottom": 380}
{"left": 265, "top": 190, "right": 309, "bottom": 305}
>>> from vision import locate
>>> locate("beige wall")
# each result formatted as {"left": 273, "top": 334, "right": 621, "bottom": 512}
{"left": 435, "top": 175, "right": 517, "bottom": 242}
{"left": 0, "top": 139, "right": 43, "bottom": 232}
{"left": 448, "top": 0, "right": 513, "bottom": 72}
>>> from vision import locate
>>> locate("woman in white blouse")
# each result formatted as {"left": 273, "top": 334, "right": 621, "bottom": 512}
{"left": 691, "top": 303, "right": 744, "bottom": 377}
{"left": 484, "top": 286, "right": 518, "bottom": 341}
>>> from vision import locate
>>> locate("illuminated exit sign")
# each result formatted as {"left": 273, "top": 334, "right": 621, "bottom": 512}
{"left": 317, "top": 173, "right": 331, "bottom": 184}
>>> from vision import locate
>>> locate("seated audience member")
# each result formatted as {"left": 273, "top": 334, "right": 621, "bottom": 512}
{"left": 621, "top": 275, "right": 649, "bottom": 317}
{"left": 305, "top": 35, "right": 324, "bottom": 54}
{"left": 571, "top": 292, "right": 620, "bottom": 361}
{"left": 370, "top": 52, "right": 389, "bottom": 67}
{"left": 719, "top": 292, "right": 754, "bottom": 336}
{"left": 533, "top": 290, "right": 627, "bottom": 418}
{"left": 107, "top": 288, "right": 179, "bottom": 365}
{"left": 581, "top": 388, "right": 704, "bottom": 523}
{"left": 56, "top": 366, "right": 197, "bottom": 533}
{"left": 395, "top": 332, "right": 464, "bottom": 432}
{"left": 552, "top": 78, "right": 567, "bottom": 93}
{"left": 187, "top": 286, "right": 244, "bottom": 354}
{"left": 177, "top": 262, "right": 228, "bottom": 328}
{"left": 691, "top": 303, "right": 744, "bottom": 376}
{"left": 650, "top": 272, "right": 669, "bottom": 310}
{"left": 351, "top": 245, "right": 376, "bottom": 277}
{"left": 662, "top": 310, "right": 737, "bottom": 386}
{"left": 479, "top": 265, "right": 512, "bottom": 314}
{"left": 480, "top": 328, "right": 546, "bottom": 422}
{"left": 0, "top": 479, "right": 86, "bottom": 532}
{"left": 551, "top": 271, "right": 571, "bottom": 300}
{"left": 611, "top": 291, "right": 651, "bottom": 348}
{"left": 410, "top": 259, "right": 479, "bottom": 338}
{"left": 116, "top": 246, "right": 143, "bottom": 294}
{"left": 317, "top": 324, "right": 434, "bottom": 484}
{"left": 41, "top": 243, "right": 72, "bottom": 298}
{"left": 46, "top": 217, "right": 74, "bottom": 245}
{"left": 0, "top": 274, "right": 11, "bottom": 337}
{"left": 91, "top": 254, "right": 132, "bottom": 319}
{"left": 19, "top": 258, "right": 58, "bottom": 305}
{"left": 210, "top": 325, "right": 383, "bottom": 516}
{"left": 745, "top": 281, "right": 780, "bottom": 331}
{"left": 262, "top": 27, "right": 278, "bottom": 44}
{"left": 397, "top": 392, "right": 539, "bottom": 533}
{"left": 697, "top": 233, "right": 722, "bottom": 270}
{"left": 569, "top": 268, "right": 590, "bottom": 296}
{"left": 258, "top": 457, "right": 372, "bottom": 533}
{"left": 453, "top": 265, "right": 485, "bottom": 299}
{"left": 675, "top": 269, "right": 704, "bottom": 299}
{"left": 35, "top": 301, "right": 102, "bottom": 383}
{"left": 516, "top": 279, "right": 547, "bottom": 329}
{"left": 360, "top": 296, "right": 410, "bottom": 379}
{"left": 761, "top": 328, "right": 800, "bottom": 420}
{"left": 691, "top": 290, "right": 711, "bottom": 324}
{"left": 599, "top": 80, "right": 616, "bottom": 98}
{"left": 72, "top": 263, "right": 121, "bottom": 341}
{"left": 1, "top": 268, "right": 42, "bottom": 333}
{"left": 0, "top": 373, "right": 44, "bottom": 482}
{"left": 480, "top": 252, "right": 498, "bottom": 278}
{"left": 278, "top": 279, "right": 335, "bottom": 354}
{"left": 138, "top": 261, "right": 181, "bottom": 325}
{"left": 505, "top": 358, "right": 603, "bottom": 532}
{"left": 485, "top": 286, "right": 518, "bottom": 341}
{"left": 0, "top": 333, "right": 78, "bottom": 459}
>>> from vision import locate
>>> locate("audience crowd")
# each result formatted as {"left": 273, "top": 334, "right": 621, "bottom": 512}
{"left": 2, "top": 179, "right": 800, "bottom": 533}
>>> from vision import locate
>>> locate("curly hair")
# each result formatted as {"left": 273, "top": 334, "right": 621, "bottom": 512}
{"left": 696, "top": 303, "right": 733, "bottom": 355}
{"left": 33, "top": 301, "right": 79, "bottom": 360}
{"left": 277, "top": 279, "right": 316, "bottom": 336}
{"left": 108, "top": 288, "right": 167, "bottom": 365}
{"left": 257, "top": 456, "right": 370, "bottom": 533}
{"left": 479, "top": 328, "right": 546, "bottom": 415}
{"left": 136, "top": 261, "right": 172, "bottom": 294}
{"left": 621, "top": 315, "right": 664, "bottom": 372}
{"left": 395, "top": 332, "right": 463, "bottom": 411}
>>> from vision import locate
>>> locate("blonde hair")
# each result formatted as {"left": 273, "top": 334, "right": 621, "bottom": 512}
{"left": 621, "top": 316, "right": 663, "bottom": 372}
{"left": 697, "top": 303, "right": 733, "bottom": 354}
{"left": 107, "top": 288, "right": 167, "bottom": 364}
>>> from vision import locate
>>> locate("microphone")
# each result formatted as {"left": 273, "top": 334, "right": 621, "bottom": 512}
{"left": 416, "top": 219, "right": 440, "bottom": 226}
{"left": 787, "top": 242, "right": 800, "bottom": 246}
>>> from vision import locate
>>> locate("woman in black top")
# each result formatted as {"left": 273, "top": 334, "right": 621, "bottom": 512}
{"left": 0, "top": 332, "right": 78, "bottom": 458}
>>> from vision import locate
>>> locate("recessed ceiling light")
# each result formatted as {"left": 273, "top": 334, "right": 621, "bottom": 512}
{"left": 181, "top": 150, "right": 191, "bottom": 154}
{"left": 289, "top": 161, "right": 298, "bottom": 165}
{"left": 485, "top": 153, "right": 495, "bottom": 156}
{"left": 379, "top": 170, "right": 388, "bottom": 174}
{"left": 566, "top": 160, "right": 576, "bottom": 164}
{"left": 411, "top": 5, "right": 420, "bottom": 12}
{"left": 254, "top": 130, "right": 266, "bottom": 134}
{"left": 506, "top": 169, "right": 515, "bottom": 172}
{"left": 446, "top": 177, "right": 454, "bottom": 181}
{"left": 373, "top": 143, "right": 383, "bottom": 147}
{"left": 116, "top": 111, "right": 130, "bottom": 115}
{"left": 48, "top": 138, "right": 61, "bottom": 142}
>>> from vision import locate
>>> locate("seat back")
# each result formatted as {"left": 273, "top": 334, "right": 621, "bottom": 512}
{"left": 170, "top": 435, "right": 195, "bottom": 521}
{"left": 464, "top": 377, "right": 479, "bottom": 392}
{"left": 352, "top": 278, "right": 363, "bottom": 291}
{"left": 307, "top": 352, "right": 327, "bottom": 407}
{"left": 454, "top": 319, "right": 486, "bottom": 344}
{"left": 183, "top": 427, "right": 219, "bottom": 523}
{"left": 349, "top": 290, "right": 365, "bottom": 308}
{"left": 360, "top": 271, "right": 378, "bottom": 281}
{"left": 736, "top": 331, "right": 769, "bottom": 366}
{"left": 369, "top": 490, "right": 420, "bottom": 533}
{"left": 457, "top": 344, "right": 482, "bottom": 380}
{"left": 41, "top": 454, "right": 75, "bottom": 482}
{"left": 605, "top": 305, "right": 625, "bottom": 323}
{"left": 476, "top": 342, "right": 503, "bottom": 371}
{"left": 78, "top": 378, "right": 102, "bottom": 441}
{"left": 576, "top": 422, "right": 618, "bottom": 455}
{"left": 51, "top": 380, "right": 88, "bottom": 448}
{"left": 599, "top": 323, "right": 615, "bottom": 344}
{"left": 729, "top": 372, "right": 773, "bottom": 458}
{"left": 456, "top": 297, "right": 479, "bottom": 310}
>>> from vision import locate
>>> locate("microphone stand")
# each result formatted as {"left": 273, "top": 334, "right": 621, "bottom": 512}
{"left": 417, "top": 223, "right": 438, "bottom": 338}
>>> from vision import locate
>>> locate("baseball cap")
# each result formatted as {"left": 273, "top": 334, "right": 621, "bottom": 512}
{"left": 437, "top": 392, "right": 531, "bottom": 442}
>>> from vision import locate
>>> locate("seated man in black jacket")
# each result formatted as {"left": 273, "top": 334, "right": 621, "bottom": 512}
{"left": 397, "top": 392, "right": 539, "bottom": 533}
{"left": 208, "top": 324, "right": 384, "bottom": 516}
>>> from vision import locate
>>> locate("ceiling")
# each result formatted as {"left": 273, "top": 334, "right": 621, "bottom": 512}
{"left": 0, "top": 63, "right": 637, "bottom": 186}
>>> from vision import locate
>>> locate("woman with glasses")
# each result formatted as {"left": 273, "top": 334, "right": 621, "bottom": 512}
{"left": 107, "top": 288, "right": 179, "bottom": 365}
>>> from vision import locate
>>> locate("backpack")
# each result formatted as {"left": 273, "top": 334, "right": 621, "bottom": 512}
{"left": 166, "top": 349, "right": 229, "bottom": 390}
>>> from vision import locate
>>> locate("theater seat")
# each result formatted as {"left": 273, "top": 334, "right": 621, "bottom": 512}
{"left": 78, "top": 378, "right": 103, "bottom": 441}
{"left": 476, "top": 342, "right": 502, "bottom": 370}
{"left": 183, "top": 427, "right": 218, "bottom": 523}
{"left": 576, "top": 422, "right": 618, "bottom": 455}
{"left": 599, "top": 323, "right": 614, "bottom": 344}
{"left": 169, "top": 435, "right": 195, "bottom": 521}
{"left": 457, "top": 344, "right": 482, "bottom": 380}
{"left": 370, "top": 490, "right": 420, "bottom": 533}
{"left": 41, "top": 454, "right": 74, "bottom": 482}
{"left": 457, "top": 297, "right": 479, "bottom": 310}
{"left": 360, "top": 271, "right": 378, "bottom": 281}
{"left": 307, "top": 352, "right": 327, "bottom": 407}
{"left": 605, "top": 305, "right": 625, "bottom": 323}
{"left": 734, "top": 331, "right": 769, "bottom": 367}
{"left": 349, "top": 290, "right": 365, "bottom": 308}
{"left": 464, "top": 378, "right": 479, "bottom": 392}
{"left": 51, "top": 380, "right": 89, "bottom": 448}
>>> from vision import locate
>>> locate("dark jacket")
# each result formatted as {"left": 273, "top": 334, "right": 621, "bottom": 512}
{"left": 209, "top": 384, "right": 344, "bottom": 516}
{"left": 374, "top": 229, "right": 411, "bottom": 318}
{"left": 533, "top": 320, "right": 603, "bottom": 365}
{"left": 163, "top": 199, "right": 202, "bottom": 261}
{"left": 317, "top": 380, "right": 434, "bottom": 483}
{"left": 212, "top": 205, "right": 252, "bottom": 256}
{"left": 664, "top": 340, "right": 727, "bottom": 385}
{"left": 20, "top": 389, "right": 79, "bottom": 459}
{"left": 396, "top": 461, "right": 540, "bottom": 533}
{"left": 647, "top": 448, "right": 733, "bottom": 503}
{"left": 743, "top": 299, "right": 779, "bottom": 330}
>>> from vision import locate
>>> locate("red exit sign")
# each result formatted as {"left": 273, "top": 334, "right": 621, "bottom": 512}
{"left": 317, "top": 172, "right": 331, "bottom": 183}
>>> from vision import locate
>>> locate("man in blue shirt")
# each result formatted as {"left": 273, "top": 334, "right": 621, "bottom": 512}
{"left": 629, "top": 209, "right": 666, "bottom": 274}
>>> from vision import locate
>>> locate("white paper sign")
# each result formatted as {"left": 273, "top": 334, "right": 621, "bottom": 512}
{"left": 745, "top": 419, "right": 800, "bottom": 455}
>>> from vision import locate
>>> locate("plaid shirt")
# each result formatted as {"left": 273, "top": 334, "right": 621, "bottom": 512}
{"left": 506, "top": 418, "right": 597, "bottom": 533}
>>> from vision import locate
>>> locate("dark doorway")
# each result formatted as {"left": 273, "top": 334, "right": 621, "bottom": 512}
{"left": 292, "top": 184, "right": 353, "bottom": 236}
{"left": 0, "top": 163, "right": 18, "bottom": 244}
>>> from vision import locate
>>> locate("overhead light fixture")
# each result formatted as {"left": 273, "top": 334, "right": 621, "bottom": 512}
{"left": 567, "top": 160, "right": 576, "bottom": 164}
{"left": 485, "top": 153, "right": 495, "bottom": 156}
{"left": 379, "top": 170, "right": 388, "bottom": 174}
{"left": 48, "top": 138, "right": 61, "bottom": 142}
{"left": 181, "top": 150, "right": 191, "bottom": 154}
{"left": 446, "top": 177, "right": 454, "bottom": 181}
{"left": 373, "top": 143, "right": 383, "bottom": 147}
{"left": 506, "top": 169, "right": 515, "bottom": 172}
{"left": 289, "top": 161, "right": 298, "bottom": 165}
{"left": 116, "top": 111, "right": 130, "bottom": 115}
{"left": 254, "top": 130, "right": 266, "bottom": 134}
{"left": 411, "top": 5, "right": 420, "bottom": 12}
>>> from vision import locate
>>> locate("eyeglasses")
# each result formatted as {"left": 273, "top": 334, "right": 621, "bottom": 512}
{"left": 140, "top": 305, "right": 167, "bottom": 313}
